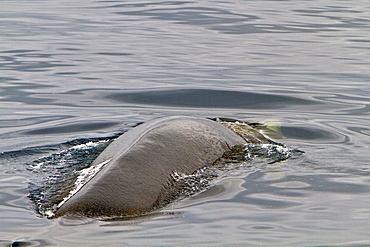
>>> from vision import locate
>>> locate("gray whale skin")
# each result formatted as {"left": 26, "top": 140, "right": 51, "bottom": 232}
{"left": 54, "top": 116, "right": 246, "bottom": 218}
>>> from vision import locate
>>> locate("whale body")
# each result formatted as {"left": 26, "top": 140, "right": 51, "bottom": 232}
{"left": 54, "top": 116, "right": 247, "bottom": 218}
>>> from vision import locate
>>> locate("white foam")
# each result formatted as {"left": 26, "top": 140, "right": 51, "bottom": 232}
{"left": 243, "top": 143, "right": 292, "bottom": 162}
{"left": 70, "top": 140, "right": 109, "bottom": 151}
{"left": 52, "top": 158, "right": 112, "bottom": 216}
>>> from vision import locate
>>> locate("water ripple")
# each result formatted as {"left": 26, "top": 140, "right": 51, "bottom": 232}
{"left": 106, "top": 89, "right": 317, "bottom": 109}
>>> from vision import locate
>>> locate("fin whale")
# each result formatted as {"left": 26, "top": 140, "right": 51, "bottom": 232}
{"left": 54, "top": 116, "right": 247, "bottom": 218}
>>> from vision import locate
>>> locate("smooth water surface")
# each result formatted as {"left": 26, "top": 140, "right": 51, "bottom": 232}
{"left": 1, "top": 0, "right": 370, "bottom": 246}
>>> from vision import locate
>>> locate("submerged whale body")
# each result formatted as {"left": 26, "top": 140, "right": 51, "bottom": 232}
{"left": 54, "top": 116, "right": 249, "bottom": 218}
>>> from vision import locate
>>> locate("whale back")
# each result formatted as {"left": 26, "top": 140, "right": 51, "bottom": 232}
{"left": 54, "top": 116, "right": 245, "bottom": 218}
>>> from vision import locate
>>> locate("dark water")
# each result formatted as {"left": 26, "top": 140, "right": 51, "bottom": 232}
{"left": 1, "top": 0, "right": 370, "bottom": 246}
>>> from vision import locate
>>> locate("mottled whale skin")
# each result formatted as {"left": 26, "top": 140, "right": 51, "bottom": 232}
{"left": 54, "top": 116, "right": 246, "bottom": 218}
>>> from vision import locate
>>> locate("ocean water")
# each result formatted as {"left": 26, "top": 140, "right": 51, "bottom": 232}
{"left": 1, "top": 0, "right": 370, "bottom": 246}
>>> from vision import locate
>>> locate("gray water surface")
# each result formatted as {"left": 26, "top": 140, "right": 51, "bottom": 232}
{"left": 1, "top": 0, "right": 370, "bottom": 246}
